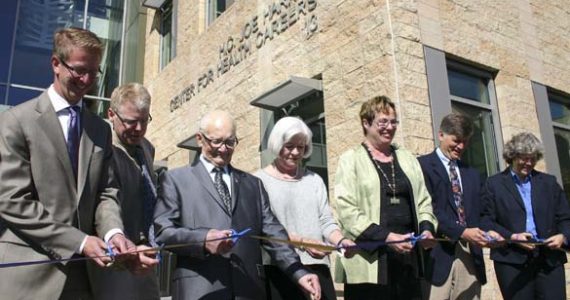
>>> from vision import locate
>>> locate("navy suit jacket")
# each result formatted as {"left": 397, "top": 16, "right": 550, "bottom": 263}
{"left": 419, "top": 150, "right": 486, "bottom": 285}
{"left": 481, "top": 169, "right": 570, "bottom": 266}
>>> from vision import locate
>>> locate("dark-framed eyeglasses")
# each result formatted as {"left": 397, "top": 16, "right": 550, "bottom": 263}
{"left": 374, "top": 118, "right": 399, "bottom": 129}
{"left": 59, "top": 57, "right": 102, "bottom": 79}
{"left": 200, "top": 132, "right": 239, "bottom": 149}
{"left": 113, "top": 110, "right": 152, "bottom": 127}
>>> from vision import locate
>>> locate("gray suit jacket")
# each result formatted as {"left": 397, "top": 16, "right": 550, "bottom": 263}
{"left": 154, "top": 161, "right": 307, "bottom": 300}
{"left": 89, "top": 131, "right": 160, "bottom": 300}
{"left": 0, "top": 92, "right": 123, "bottom": 299}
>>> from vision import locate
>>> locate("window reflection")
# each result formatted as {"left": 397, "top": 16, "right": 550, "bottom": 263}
{"left": 7, "top": 87, "right": 41, "bottom": 106}
{"left": 554, "top": 128, "right": 570, "bottom": 201}
{"left": 549, "top": 96, "right": 570, "bottom": 126}
{"left": 448, "top": 69, "right": 490, "bottom": 104}
{"left": 452, "top": 102, "right": 499, "bottom": 179}
{"left": 0, "top": 1, "right": 17, "bottom": 82}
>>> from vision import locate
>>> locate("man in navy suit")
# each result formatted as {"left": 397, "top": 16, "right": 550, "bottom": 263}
{"left": 481, "top": 132, "right": 570, "bottom": 300}
{"left": 419, "top": 113, "right": 502, "bottom": 300}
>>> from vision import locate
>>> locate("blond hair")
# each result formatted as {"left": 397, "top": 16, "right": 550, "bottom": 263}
{"left": 53, "top": 27, "right": 103, "bottom": 61}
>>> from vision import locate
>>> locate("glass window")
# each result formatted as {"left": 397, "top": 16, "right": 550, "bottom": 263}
{"left": 452, "top": 102, "right": 498, "bottom": 179}
{"left": 448, "top": 68, "right": 490, "bottom": 104}
{"left": 260, "top": 91, "right": 329, "bottom": 187}
{"left": 0, "top": 1, "right": 17, "bottom": 83}
{"left": 6, "top": 0, "right": 125, "bottom": 104}
{"left": 447, "top": 63, "right": 500, "bottom": 178}
{"left": 160, "top": 1, "right": 175, "bottom": 69}
{"left": 207, "top": 0, "right": 234, "bottom": 25}
{"left": 549, "top": 91, "right": 570, "bottom": 200}
{"left": 6, "top": 86, "right": 42, "bottom": 107}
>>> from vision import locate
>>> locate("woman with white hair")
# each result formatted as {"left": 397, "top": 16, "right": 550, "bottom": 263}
{"left": 255, "top": 116, "right": 355, "bottom": 300}
{"left": 481, "top": 132, "right": 570, "bottom": 299}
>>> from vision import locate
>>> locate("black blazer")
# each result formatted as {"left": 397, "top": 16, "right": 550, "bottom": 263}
{"left": 481, "top": 169, "right": 570, "bottom": 266}
{"left": 419, "top": 151, "right": 486, "bottom": 285}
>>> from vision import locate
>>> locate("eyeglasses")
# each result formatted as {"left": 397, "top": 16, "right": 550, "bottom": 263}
{"left": 113, "top": 110, "right": 152, "bottom": 127}
{"left": 200, "top": 132, "right": 239, "bottom": 149}
{"left": 374, "top": 118, "right": 399, "bottom": 129}
{"left": 59, "top": 57, "right": 102, "bottom": 79}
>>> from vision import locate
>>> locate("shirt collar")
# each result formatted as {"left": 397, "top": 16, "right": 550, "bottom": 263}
{"left": 510, "top": 168, "right": 532, "bottom": 184}
{"left": 436, "top": 147, "right": 454, "bottom": 166}
{"left": 47, "top": 84, "right": 83, "bottom": 113}
{"left": 200, "top": 154, "right": 229, "bottom": 174}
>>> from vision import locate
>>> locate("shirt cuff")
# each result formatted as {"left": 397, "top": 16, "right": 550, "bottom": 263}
{"left": 104, "top": 228, "right": 124, "bottom": 243}
{"left": 77, "top": 236, "right": 88, "bottom": 254}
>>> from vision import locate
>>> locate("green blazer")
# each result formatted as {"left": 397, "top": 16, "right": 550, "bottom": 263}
{"left": 333, "top": 144, "right": 437, "bottom": 284}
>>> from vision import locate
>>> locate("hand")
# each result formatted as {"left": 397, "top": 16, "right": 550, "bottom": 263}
{"left": 418, "top": 230, "right": 437, "bottom": 249}
{"left": 127, "top": 245, "right": 160, "bottom": 275}
{"left": 297, "top": 273, "right": 321, "bottom": 300}
{"left": 108, "top": 234, "right": 137, "bottom": 266}
{"left": 82, "top": 236, "right": 112, "bottom": 267}
{"left": 545, "top": 234, "right": 566, "bottom": 250}
{"left": 386, "top": 232, "right": 413, "bottom": 254}
{"left": 511, "top": 232, "right": 535, "bottom": 251}
{"left": 338, "top": 238, "right": 358, "bottom": 258}
{"left": 205, "top": 229, "right": 234, "bottom": 255}
{"left": 301, "top": 238, "right": 330, "bottom": 259}
{"left": 461, "top": 227, "right": 488, "bottom": 247}
{"left": 484, "top": 230, "right": 505, "bottom": 248}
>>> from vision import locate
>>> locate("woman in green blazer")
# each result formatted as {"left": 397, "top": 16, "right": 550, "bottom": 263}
{"left": 333, "top": 95, "right": 438, "bottom": 299}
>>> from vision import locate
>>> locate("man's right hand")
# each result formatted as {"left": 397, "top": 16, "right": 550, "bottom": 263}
{"left": 82, "top": 236, "right": 112, "bottom": 267}
{"left": 461, "top": 227, "right": 488, "bottom": 247}
{"left": 204, "top": 229, "right": 234, "bottom": 255}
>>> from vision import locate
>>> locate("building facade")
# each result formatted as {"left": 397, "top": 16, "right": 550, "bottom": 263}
{"left": 143, "top": 0, "right": 570, "bottom": 297}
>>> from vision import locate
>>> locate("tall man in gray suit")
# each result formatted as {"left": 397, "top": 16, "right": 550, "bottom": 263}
{"left": 0, "top": 27, "right": 150, "bottom": 299}
{"left": 89, "top": 83, "right": 160, "bottom": 300}
{"left": 154, "top": 110, "right": 321, "bottom": 300}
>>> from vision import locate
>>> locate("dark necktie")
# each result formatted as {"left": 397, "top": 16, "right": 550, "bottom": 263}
{"left": 449, "top": 161, "right": 466, "bottom": 227}
{"left": 213, "top": 167, "right": 232, "bottom": 213}
{"left": 67, "top": 106, "right": 81, "bottom": 178}
{"left": 135, "top": 149, "right": 158, "bottom": 245}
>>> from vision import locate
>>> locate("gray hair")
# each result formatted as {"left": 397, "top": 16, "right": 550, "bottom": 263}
{"left": 502, "top": 132, "right": 544, "bottom": 164}
{"left": 267, "top": 116, "right": 313, "bottom": 158}
{"left": 110, "top": 82, "right": 151, "bottom": 112}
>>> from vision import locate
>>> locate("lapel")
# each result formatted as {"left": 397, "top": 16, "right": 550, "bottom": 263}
{"left": 499, "top": 169, "right": 526, "bottom": 211}
{"left": 428, "top": 151, "right": 458, "bottom": 211}
{"left": 35, "top": 93, "right": 77, "bottom": 192}
{"left": 457, "top": 161, "right": 472, "bottom": 215}
{"left": 77, "top": 109, "right": 95, "bottom": 199}
{"left": 230, "top": 165, "right": 240, "bottom": 215}
{"left": 194, "top": 162, "right": 231, "bottom": 216}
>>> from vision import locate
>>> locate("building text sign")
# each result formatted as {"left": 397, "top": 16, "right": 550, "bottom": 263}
{"left": 170, "top": 0, "right": 318, "bottom": 112}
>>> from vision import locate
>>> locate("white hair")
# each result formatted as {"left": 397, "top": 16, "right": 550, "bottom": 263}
{"left": 267, "top": 116, "right": 313, "bottom": 158}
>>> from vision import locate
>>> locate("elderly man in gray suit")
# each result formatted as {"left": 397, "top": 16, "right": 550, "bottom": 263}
{"left": 89, "top": 83, "right": 160, "bottom": 300}
{"left": 154, "top": 110, "right": 321, "bottom": 300}
{"left": 0, "top": 27, "right": 155, "bottom": 299}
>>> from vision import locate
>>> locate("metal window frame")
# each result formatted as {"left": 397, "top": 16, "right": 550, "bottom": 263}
{"left": 159, "top": 0, "right": 177, "bottom": 70}
{"left": 533, "top": 81, "right": 566, "bottom": 184}
{"left": 424, "top": 46, "right": 505, "bottom": 174}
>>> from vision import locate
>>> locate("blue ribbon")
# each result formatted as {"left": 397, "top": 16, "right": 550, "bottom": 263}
{"left": 230, "top": 228, "right": 252, "bottom": 244}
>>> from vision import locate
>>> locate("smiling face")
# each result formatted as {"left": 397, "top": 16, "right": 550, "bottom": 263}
{"left": 52, "top": 47, "right": 101, "bottom": 105}
{"left": 197, "top": 111, "right": 237, "bottom": 167}
{"left": 363, "top": 108, "right": 398, "bottom": 149}
{"left": 108, "top": 101, "right": 150, "bottom": 146}
{"left": 438, "top": 132, "right": 469, "bottom": 161}
{"left": 511, "top": 154, "right": 537, "bottom": 180}
{"left": 275, "top": 134, "right": 307, "bottom": 172}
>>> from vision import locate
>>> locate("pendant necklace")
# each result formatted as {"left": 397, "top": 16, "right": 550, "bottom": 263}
{"left": 368, "top": 149, "right": 399, "bottom": 205}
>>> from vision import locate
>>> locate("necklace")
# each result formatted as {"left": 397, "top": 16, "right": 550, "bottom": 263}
{"left": 364, "top": 144, "right": 399, "bottom": 205}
